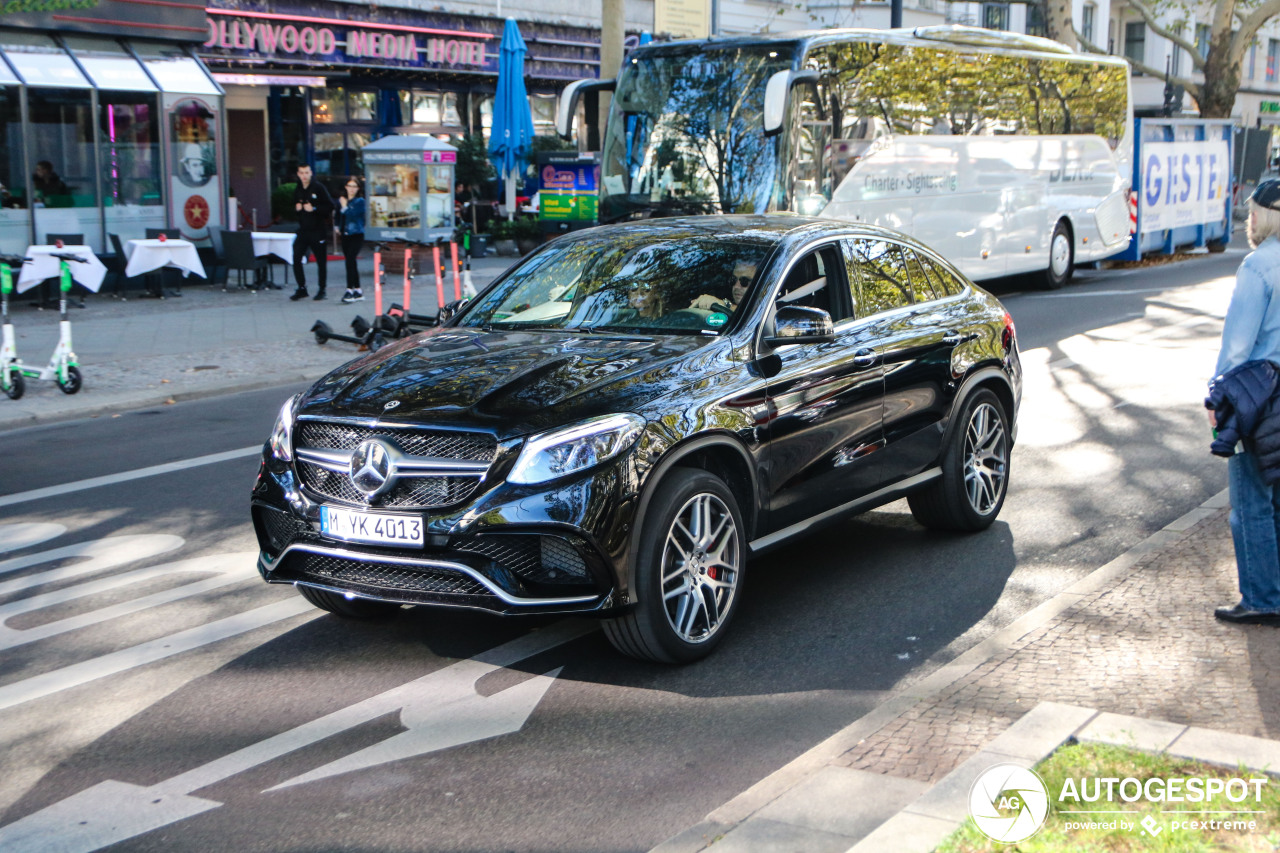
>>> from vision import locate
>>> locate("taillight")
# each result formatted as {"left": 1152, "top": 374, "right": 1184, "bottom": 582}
{"left": 1001, "top": 311, "right": 1015, "bottom": 352}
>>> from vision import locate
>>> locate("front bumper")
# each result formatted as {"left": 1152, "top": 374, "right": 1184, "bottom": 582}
{"left": 251, "top": 450, "right": 631, "bottom": 616}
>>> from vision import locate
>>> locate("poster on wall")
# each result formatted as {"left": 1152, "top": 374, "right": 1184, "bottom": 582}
{"left": 166, "top": 95, "right": 222, "bottom": 243}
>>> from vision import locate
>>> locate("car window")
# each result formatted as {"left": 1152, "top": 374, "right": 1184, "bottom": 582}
{"left": 845, "top": 238, "right": 913, "bottom": 316}
{"left": 901, "top": 248, "right": 941, "bottom": 303}
{"left": 459, "top": 233, "right": 775, "bottom": 335}
{"left": 913, "top": 251, "right": 967, "bottom": 297}
{"left": 775, "top": 245, "right": 849, "bottom": 321}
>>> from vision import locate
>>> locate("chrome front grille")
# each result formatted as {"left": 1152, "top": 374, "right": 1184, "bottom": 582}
{"left": 294, "top": 419, "right": 496, "bottom": 509}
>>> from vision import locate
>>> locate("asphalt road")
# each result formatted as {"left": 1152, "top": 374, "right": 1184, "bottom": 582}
{"left": 0, "top": 248, "right": 1240, "bottom": 852}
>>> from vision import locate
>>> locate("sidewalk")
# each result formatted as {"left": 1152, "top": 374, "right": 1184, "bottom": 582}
{"left": 0, "top": 251, "right": 515, "bottom": 429}
{"left": 653, "top": 488, "right": 1280, "bottom": 852}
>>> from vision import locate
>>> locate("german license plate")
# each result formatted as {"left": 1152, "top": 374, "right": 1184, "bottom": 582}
{"left": 320, "top": 506, "right": 424, "bottom": 547}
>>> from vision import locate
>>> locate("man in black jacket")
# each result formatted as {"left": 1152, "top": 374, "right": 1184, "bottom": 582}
{"left": 289, "top": 164, "right": 334, "bottom": 301}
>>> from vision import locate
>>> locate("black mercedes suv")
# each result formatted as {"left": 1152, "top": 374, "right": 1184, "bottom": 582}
{"left": 251, "top": 216, "right": 1021, "bottom": 662}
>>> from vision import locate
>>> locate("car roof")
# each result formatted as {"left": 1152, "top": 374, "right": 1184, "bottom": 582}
{"left": 548, "top": 214, "right": 936, "bottom": 256}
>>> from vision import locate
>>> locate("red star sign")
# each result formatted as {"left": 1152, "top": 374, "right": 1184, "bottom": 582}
{"left": 184, "top": 195, "right": 210, "bottom": 229}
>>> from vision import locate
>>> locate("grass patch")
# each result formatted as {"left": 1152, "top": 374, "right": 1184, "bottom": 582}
{"left": 936, "top": 742, "right": 1280, "bottom": 852}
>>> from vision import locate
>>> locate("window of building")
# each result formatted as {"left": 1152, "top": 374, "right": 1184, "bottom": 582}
{"left": 312, "top": 87, "right": 347, "bottom": 125}
{"left": 398, "top": 90, "right": 463, "bottom": 127}
{"left": 131, "top": 41, "right": 218, "bottom": 94}
{"left": 1196, "top": 23, "right": 1211, "bottom": 59}
{"left": 1269, "top": 39, "right": 1279, "bottom": 82}
{"left": 99, "top": 92, "right": 160, "bottom": 207}
{"left": 27, "top": 88, "right": 97, "bottom": 208}
{"left": 1082, "top": 5, "right": 1096, "bottom": 45}
{"left": 531, "top": 93, "right": 557, "bottom": 135}
{"left": 1025, "top": 4, "right": 1046, "bottom": 38}
{"left": 1170, "top": 24, "right": 1183, "bottom": 76}
{"left": 1250, "top": 41, "right": 1259, "bottom": 79}
{"left": 64, "top": 36, "right": 154, "bottom": 92}
{"left": 0, "top": 33, "right": 89, "bottom": 88}
{"left": 982, "top": 3, "right": 1010, "bottom": 31}
{"left": 348, "top": 89, "right": 376, "bottom": 122}
{"left": 0, "top": 87, "right": 24, "bottom": 208}
{"left": 1125, "top": 22, "right": 1146, "bottom": 67}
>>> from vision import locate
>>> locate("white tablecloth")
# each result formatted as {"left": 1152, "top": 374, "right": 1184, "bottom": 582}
{"left": 16, "top": 245, "right": 108, "bottom": 294}
{"left": 250, "top": 232, "right": 298, "bottom": 263}
{"left": 124, "top": 239, "right": 206, "bottom": 279}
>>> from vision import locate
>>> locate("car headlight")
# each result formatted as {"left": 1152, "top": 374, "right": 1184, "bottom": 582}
{"left": 268, "top": 394, "right": 302, "bottom": 462}
{"left": 509, "top": 413, "right": 646, "bottom": 485}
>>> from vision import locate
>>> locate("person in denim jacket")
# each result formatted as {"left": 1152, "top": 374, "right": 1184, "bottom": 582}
{"left": 338, "top": 176, "right": 367, "bottom": 304}
{"left": 1210, "top": 178, "right": 1280, "bottom": 624}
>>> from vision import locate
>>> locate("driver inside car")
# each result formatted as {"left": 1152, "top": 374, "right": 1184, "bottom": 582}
{"left": 690, "top": 261, "right": 755, "bottom": 314}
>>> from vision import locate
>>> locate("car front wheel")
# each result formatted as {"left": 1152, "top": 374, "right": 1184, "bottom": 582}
{"left": 908, "top": 389, "right": 1010, "bottom": 531}
{"left": 603, "top": 469, "right": 745, "bottom": 663}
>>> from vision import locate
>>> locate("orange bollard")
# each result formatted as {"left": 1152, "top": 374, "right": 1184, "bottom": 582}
{"left": 450, "top": 241, "right": 461, "bottom": 300}
{"left": 432, "top": 244, "right": 445, "bottom": 312}
{"left": 403, "top": 247, "right": 412, "bottom": 313}
{"left": 373, "top": 245, "right": 383, "bottom": 317}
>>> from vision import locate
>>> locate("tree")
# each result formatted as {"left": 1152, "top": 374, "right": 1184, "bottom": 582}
{"left": 454, "top": 133, "right": 495, "bottom": 231}
{"left": 1068, "top": 0, "right": 1280, "bottom": 117}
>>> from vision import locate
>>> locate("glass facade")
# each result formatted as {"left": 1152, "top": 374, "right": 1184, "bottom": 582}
{"left": 0, "top": 29, "right": 221, "bottom": 253}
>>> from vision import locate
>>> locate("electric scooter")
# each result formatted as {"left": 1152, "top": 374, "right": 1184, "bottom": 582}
{"left": 4, "top": 252, "right": 88, "bottom": 396}
{"left": 1, "top": 254, "right": 29, "bottom": 399}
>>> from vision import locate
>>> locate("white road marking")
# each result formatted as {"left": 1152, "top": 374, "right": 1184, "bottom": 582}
{"left": 0, "top": 598, "right": 317, "bottom": 712}
{"left": 0, "top": 620, "right": 594, "bottom": 853}
{"left": 0, "top": 446, "right": 261, "bottom": 509}
{"left": 0, "top": 535, "right": 183, "bottom": 589}
{"left": 0, "top": 523, "right": 66, "bottom": 554}
{"left": 0, "top": 553, "right": 257, "bottom": 651}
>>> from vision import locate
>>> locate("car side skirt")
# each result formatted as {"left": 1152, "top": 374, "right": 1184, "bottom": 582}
{"left": 748, "top": 467, "right": 942, "bottom": 554}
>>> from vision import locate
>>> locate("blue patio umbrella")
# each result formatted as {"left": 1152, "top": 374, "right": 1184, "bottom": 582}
{"left": 488, "top": 18, "right": 536, "bottom": 219}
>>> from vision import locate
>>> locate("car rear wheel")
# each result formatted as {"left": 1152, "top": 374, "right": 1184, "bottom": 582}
{"left": 908, "top": 389, "right": 1010, "bottom": 532}
{"left": 603, "top": 469, "right": 745, "bottom": 663}
{"left": 297, "top": 584, "right": 401, "bottom": 619}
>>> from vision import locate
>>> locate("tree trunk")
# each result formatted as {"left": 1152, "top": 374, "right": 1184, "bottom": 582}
{"left": 1042, "top": 0, "right": 1077, "bottom": 50}
{"left": 1199, "top": 36, "right": 1241, "bottom": 117}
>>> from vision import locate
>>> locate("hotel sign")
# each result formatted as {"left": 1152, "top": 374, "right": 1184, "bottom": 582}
{"left": 203, "top": 12, "right": 491, "bottom": 68}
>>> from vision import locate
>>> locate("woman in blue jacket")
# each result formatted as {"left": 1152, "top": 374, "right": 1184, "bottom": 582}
{"left": 338, "top": 176, "right": 366, "bottom": 303}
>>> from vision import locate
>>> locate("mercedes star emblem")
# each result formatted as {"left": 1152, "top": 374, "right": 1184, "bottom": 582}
{"left": 349, "top": 439, "right": 394, "bottom": 500}
{"left": 384, "top": 400, "right": 401, "bottom": 410}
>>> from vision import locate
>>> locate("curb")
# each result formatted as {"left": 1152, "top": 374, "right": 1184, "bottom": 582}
{"left": 651, "top": 487, "right": 1233, "bottom": 853}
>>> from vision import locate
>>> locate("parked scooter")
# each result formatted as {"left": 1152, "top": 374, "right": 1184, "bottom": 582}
{"left": 1, "top": 254, "right": 29, "bottom": 399}
{"left": 1, "top": 251, "right": 88, "bottom": 397}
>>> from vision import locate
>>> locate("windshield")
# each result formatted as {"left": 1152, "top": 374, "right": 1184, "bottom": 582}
{"left": 458, "top": 232, "right": 776, "bottom": 336}
{"left": 601, "top": 44, "right": 795, "bottom": 220}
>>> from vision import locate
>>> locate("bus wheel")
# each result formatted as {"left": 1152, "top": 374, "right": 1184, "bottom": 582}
{"left": 1044, "top": 221, "right": 1073, "bottom": 290}
{"left": 1206, "top": 239, "right": 1228, "bottom": 254}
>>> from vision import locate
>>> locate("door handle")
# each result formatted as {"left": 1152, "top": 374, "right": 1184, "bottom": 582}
{"left": 942, "top": 330, "right": 976, "bottom": 346}
{"left": 852, "top": 348, "right": 877, "bottom": 367}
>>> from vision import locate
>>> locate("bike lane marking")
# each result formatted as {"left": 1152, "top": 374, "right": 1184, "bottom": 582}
{"left": 0, "top": 446, "right": 261, "bottom": 509}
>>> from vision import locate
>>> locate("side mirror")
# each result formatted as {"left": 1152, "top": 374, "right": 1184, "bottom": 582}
{"left": 555, "top": 78, "right": 617, "bottom": 138}
{"left": 763, "top": 70, "right": 821, "bottom": 136}
{"left": 438, "top": 297, "right": 469, "bottom": 325}
{"left": 764, "top": 305, "right": 835, "bottom": 346}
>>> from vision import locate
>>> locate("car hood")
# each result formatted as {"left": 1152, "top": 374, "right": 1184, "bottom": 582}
{"left": 299, "top": 327, "right": 726, "bottom": 437}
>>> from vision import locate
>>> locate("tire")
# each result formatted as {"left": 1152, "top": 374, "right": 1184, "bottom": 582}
{"left": 1207, "top": 239, "right": 1228, "bottom": 254}
{"left": 603, "top": 469, "right": 746, "bottom": 663}
{"left": 908, "top": 389, "right": 1011, "bottom": 532}
{"left": 297, "top": 584, "right": 401, "bottom": 619}
{"left": 57, "top": 365, "right": 81, "bottom": 395}
{"left": 3, "top": 370, "right": 23, "bottom": 400}
{"left": 1044, "top": 220, "right": 1073, "bottom": 290}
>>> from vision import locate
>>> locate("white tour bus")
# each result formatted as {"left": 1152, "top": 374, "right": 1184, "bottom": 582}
{"left": 558, "top": 26, "right": 1134, "bottom": 288}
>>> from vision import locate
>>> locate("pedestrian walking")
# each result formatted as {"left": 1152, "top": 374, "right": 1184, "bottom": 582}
{"left": 289, "top": 164, "right": 333, "bottom": 301}
{"left": 338, "top": 176, "right": 366, "bottom": 304}
{"left": 1207, "top": 177, "right": 1280, "bottom": 625}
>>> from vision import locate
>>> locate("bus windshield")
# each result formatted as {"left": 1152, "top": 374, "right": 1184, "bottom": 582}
{"left": 600, "top": 44, "right": 794, "bottom": 221}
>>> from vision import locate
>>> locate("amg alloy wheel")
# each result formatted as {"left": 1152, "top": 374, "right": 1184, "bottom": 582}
{"left": 604, "top": 469, "right": 744, "bottom": 663}
{"left": 908, "top": 389, "right": 1010, "bottom": 532}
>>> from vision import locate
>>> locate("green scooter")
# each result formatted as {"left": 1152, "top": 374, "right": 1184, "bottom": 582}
{"left": 1, "top": 251, "right": 87, "bottom": 399}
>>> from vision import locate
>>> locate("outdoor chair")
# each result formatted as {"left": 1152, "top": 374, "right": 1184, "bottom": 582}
{"left": 221, "top": 231, "right": 268, "bottom": 292}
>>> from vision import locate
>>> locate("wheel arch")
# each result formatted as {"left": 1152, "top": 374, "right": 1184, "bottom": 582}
{"left": 624, "top": 433, "right": 758, "bottom": 605}
{"left": 942, "top": 365, "right": 1017, "bottom": 455}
